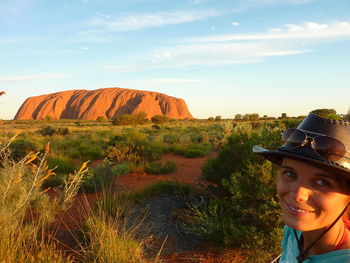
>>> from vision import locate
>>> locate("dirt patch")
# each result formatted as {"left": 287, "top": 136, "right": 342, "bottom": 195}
{"left": 113, "top": 153, "right": 208, "bottom": 192}
{"left": 51, "top": 153, "right": 244, "bottom": 262}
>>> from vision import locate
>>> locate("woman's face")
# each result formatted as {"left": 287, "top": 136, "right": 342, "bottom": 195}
{"left": 277, "top": 158, "right": 349, "bottom": 231}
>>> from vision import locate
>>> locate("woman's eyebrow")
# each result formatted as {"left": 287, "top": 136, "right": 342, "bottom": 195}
{"left": 315, "top": 173, "right": 337, "bottom": 181}
{"left": 280, "top": 165, "right": 294, "bottom": 171}
{"left": 315, "top": 173, "right": 332, "bottom": 178}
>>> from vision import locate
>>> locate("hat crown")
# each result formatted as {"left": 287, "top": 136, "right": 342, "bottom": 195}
{"left": 298, "top": 113, "right": 350, "bottom": 150}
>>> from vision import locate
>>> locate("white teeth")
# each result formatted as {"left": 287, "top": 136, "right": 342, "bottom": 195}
{"left": 288, "top": 204, "right": 311, "bottom": 213}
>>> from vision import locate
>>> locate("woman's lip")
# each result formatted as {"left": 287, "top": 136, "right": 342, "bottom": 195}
{"left": 284, "top": 201, "right": 315, "bottom": 215}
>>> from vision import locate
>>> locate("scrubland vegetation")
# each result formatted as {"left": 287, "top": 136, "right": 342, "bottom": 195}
{"left": 1, "top": 114, "right": 331, "bottom": 262}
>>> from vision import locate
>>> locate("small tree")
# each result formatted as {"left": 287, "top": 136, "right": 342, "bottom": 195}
{"left": 208, "top": 117, "right": 215, "bottom": 121}
{"left": 343, "top": 107, "right": 350, "bottom": 121}
{"left": 242, "top": 113, "right": 250, "bottom": 121}
{"left": 311, "top": 109, "right": 341, "bottom": 120}
{"left": 215, "top": 115, "right": 222, "bottom": 121}
{"left": 281, "top": 113, "right": 287, "bottom": 119}
{"left": 234, "top": 114, "right": 242, "bottom": 120}
{"left": 249, "top": 113, "right": 260, "bottom": 121}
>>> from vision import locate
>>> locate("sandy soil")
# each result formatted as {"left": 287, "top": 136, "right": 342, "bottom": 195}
{"left": 113, "top": 153, "right": 208, "bottom": 192}
{"left": 51, "top": 154, "right": 245, "bottom": 262}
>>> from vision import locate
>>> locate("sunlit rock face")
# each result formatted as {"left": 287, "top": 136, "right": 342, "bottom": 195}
{"left": 14, "top": 87, "right": 193, "bottom": 120}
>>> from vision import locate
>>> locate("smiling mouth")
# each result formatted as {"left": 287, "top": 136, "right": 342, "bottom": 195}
{"left": 284, "top": 201, "right": 315, "bottom": 215}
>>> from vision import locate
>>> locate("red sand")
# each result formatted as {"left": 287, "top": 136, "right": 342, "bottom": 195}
{"left": 51, "top": 154, "right": 244, "bottom": 262}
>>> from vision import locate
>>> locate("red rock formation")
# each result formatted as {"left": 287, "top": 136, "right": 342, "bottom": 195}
{"left": 14, "top": 88, "right": 193, "bottom": 120}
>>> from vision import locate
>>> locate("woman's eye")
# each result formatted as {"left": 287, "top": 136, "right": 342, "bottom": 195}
{"left": 282, "top": 170, "right": 296, "bottom": 179}
{"left": 315, "top": 179, "right": 331, "bottom": 187}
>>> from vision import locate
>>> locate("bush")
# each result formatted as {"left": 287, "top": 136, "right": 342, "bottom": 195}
{"left": 79, "top": 147, "right": 104, "bottom": 161}
{"left": 145, "top": 161, "right": 177, "bottom": 174}
{"left": 39, "top": 126, "right": 69, "bottom": 136}
{"left": 151, "top": 115, "right": 169, "bottom": 124}
{"left": 188, "top": 127, "right": 284, "bottom": 261}
{"left": 81, "top": 161, "right": 129, "bottom": 192}
{"left": 9, "top": 139, "right": 37, "bottom": 160}
{"left": 111, "top": 112, "right": 147, "bottom": 126}
{"left": 0, "top": 142, "right": 86, "bottom": 263}
{"left": 202, "top": 127, "right": 281, "bottom": 188}
{"left": 96, "top": 116, "right": 106, "bottom": 121}
{"left": 188, "top": 162, "right": 283, "bottom": 261}
{"left": 42, "top": 173, "right": 66, "bottom": 188}
{"left": 47, "top": 156, "right": 76, "bottom": 174}
{"left": 105, "top": 132, "right": 162, "bottom": 165}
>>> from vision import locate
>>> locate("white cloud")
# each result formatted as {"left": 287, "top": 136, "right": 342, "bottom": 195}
{"left": 104, "top": 42, "right": 310, "bottom": 73}
{"left": 103, "top": 20, "right": 350, "bottom": 73}
{"left": 81, "top": 46, "right": 90, "bottom": 51}
{"left": 144, "top": 78, "right": 205, "bottom": 84}
{"left": 84, "top": 9, "right": 222, "bottom": 32}
{"left": 184, "top": 21, "right": 350, "bottom": 42}
{"left": 0, "top": 73, "right": 67, "bottom": 83}
{"left": 116, "top": 78, "right": 206, "bottom": 87}
{"left": 244, "top": 0, "right": 316, "bottom": 5}
{"left": 231, "top": 22, "right": 240, "bottom": 26}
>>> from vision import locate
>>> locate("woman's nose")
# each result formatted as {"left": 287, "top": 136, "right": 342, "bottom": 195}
{"left": 292, "top": 185, "right": 310, "bottom": 202}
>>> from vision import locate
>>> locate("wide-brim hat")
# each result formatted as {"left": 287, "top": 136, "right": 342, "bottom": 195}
{"left": 253, "top": 113, "right": 350, "bottom": 179}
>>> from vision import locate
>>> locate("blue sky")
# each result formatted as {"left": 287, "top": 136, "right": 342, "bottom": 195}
{"left": 0, "top": 0, "right": 350, "bottom": 119}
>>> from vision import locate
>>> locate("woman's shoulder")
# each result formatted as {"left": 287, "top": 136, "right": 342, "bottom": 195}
{"left": 307, "top": 249, "right": 350, "bottom": 262}
{"left": 280, "top": 226, "right": 350, "bottom": 263}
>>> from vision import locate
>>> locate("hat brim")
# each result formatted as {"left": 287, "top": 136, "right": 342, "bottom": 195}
{"left": 253, "top": 145, "right": 350, "bottom": 180}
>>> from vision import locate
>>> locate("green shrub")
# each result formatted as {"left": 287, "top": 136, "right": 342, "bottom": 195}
{"left": 9, "top": 139, "right": 37, "bottom": 160}
{"left": 42, "top": 173, "right": 66, "bottom": 188}
{"left": 170, "top": 145, "right": 186, "bottom": 156}
{"left": 0, "top": 143, "right": 86, "bottom": 263}
{"left": 47, "top": 156, "right": 76, "bottom": 174}
{"left": 145, "top": 161, "right": 177, "bottom": 174}
{"left": 79, "top": 148, "right": 104, "bottom": 161}
{"left": 151, "top": 115, "right": 169, "bottom": 124}
{"left": 202, "top": 127, "right": 281, "bottom": 188}
{"left": 163, "top": 134, "right": 179, "bottom": 144}
{"left": 81, "top": 161, "right": 129, "bottom": 193}
{"left": 105, "top": 132, "right": 162, "bottom": 165}
{"left": 38, "top": 126, "right": 69, "bottom": 136}
{"left": 111, "top": 112, "right": 147, "bottom": 126}
{"left": 96, "top": 116, "right": 106, "bottom": 121}
{"left": 188, "top": 127, "right": 284, "bottom": 261}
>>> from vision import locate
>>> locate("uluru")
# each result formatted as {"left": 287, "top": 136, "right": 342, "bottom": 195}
{"left": 14, "top": 88, "right": 193, "bottom": 120}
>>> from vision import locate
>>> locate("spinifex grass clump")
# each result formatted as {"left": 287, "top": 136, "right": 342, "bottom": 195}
{"left": 105, "top": 131, "right": 162, "bottom": 173}
{"left": 0, "top": 141, "right": 87, "bottom": 263}
{"left": 145, "top": 160, "right": 177, "bottom": 175}
{"left": 81, "top": 161, "right": 130, "bottom": 192}
{"left": 80, "top": 192, "right": 149, "bottom": 263}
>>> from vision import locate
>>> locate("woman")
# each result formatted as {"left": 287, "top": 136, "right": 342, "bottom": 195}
{"left": 253, "top": 112, "right": 350, "bottom": 262}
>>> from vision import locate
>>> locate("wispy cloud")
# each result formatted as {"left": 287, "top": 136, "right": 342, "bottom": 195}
{"left": 244, "top": 0, "right": 317, "bottom": 5}
{"left": 184, "top": 21, "right": 350, "bottom": 42}
{"left": 103, "top": 20, "right": 350, "bottom": 73}
{"left": 142, "top": 78, "right": 205, "bottom": 84}
{"left": 84, "top": 9, "right": 223, "bottom": 32}
{"left": 0, "top": 73, "right": 67, "bottom": 83}
{"left": 104, "top": 42, "right": 309, "bottom": 73}
{"left": 118, "top": 78, "right": 206, "bottom": 87}
{"left": 0, "top": 0, "right": 32, "bottom": 18}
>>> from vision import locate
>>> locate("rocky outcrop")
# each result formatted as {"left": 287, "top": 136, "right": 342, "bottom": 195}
{"left": 14, "top": 88, "right": 193, "bottom": 120}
